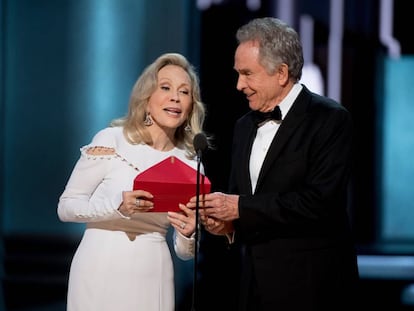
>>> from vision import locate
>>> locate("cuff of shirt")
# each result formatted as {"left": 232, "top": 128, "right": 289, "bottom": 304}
{"left": 225, "top": 231, "right": 235, "bottom": 244}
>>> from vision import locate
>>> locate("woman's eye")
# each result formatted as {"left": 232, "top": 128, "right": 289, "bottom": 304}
{"left": 179, "top": 90, "right": 189, "bottom": 95}
{"left": 161, "top": 86, "right": 170, "bottom": 91}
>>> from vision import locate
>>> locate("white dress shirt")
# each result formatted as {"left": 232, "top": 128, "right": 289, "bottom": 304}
{"left": 249, "top": 83, "right": 303, "bottom": 193}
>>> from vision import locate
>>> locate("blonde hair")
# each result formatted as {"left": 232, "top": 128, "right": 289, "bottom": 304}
{"left": 111, "top": 53, "right": 206, "bottom": 158}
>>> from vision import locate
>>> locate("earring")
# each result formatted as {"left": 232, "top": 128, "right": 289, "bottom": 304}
{"left": 144, "top": 112, "right": 153, "bottom": 126}
{"left": 184, "top": 123, "right": 192, "bottom": 132}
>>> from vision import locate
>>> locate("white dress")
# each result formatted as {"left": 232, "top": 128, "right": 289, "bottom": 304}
{"left": 58, "top": 127, "right": 197, "bottom": 311}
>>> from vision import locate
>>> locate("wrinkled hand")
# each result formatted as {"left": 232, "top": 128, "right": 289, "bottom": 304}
{"left": 119, "top": 190, "right": 154, "bottom": 216}
{"left": 168, "top": 204, "right": 196, "bottom": 237}
{"left": 200, "top": 215, "right": 234, "bottom": 236}
{"left": 187, "top": 192, "right": 239, "bottom": 222}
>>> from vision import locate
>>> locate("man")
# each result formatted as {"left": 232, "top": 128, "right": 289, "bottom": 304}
{"left": 190, "top": 17, "right": 359, "bottom": 311}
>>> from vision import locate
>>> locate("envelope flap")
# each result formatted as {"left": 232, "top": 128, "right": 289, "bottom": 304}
{"left": 136, "top": 156, "right": 202, "bottom": 184}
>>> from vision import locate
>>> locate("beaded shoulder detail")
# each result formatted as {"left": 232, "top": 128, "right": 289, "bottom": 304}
{"left": 80, "top": 145, "right": 140, "bottom": 172}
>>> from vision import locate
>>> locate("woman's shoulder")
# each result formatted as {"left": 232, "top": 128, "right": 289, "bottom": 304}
{"left": 90, "top": 126, "right": 124, "bottom": 147}
{"left": 94, "top": 126, "right": 123, "bottom": 136}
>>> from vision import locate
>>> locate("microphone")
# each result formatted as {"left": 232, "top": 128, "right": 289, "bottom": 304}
{"left": 193, "top": 133, "right": 208, "bottom": 156}
{"left": 191, "top": 132, "right": 207, "bottom": 311}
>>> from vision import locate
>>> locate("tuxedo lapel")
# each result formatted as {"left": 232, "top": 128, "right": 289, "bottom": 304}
{"left": 235, "top": 113, "right": 258, "bottom": 195}
{"left": 256, "top": 88, "right": 310, "bottom": 189}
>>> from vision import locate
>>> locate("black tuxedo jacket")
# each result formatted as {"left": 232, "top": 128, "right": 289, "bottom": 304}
{"left": 229, "top": 86, "right": 359, "bottom": 311}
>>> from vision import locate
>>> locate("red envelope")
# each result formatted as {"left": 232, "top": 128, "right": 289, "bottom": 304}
{"left": 133, "top": 156, "right": 211, "bottom": 212}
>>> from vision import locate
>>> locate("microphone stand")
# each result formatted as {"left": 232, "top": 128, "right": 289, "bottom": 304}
{"left": 191, "top": 149, "right": 202, "bottom": 311}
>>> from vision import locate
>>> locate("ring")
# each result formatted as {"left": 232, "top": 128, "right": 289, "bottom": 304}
{"left": 180, "top": 222, "right": 186, "bottom": 229}
{"left": 135, "top": 198, "right": 140, "bottom": 207}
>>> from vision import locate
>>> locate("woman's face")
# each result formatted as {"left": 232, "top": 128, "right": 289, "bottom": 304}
{"left": 147, "top": 64, "right": 192, "bottom": 131}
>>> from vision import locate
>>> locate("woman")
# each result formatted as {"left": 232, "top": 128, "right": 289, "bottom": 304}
{"left": 58, "top": 53, "right": 207, "bottom": 311}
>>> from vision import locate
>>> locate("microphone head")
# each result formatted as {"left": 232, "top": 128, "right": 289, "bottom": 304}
{"left": 193, "top": 133, "right": 208, "bottom": 153}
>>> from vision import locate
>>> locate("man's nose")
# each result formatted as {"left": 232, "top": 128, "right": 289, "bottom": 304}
{"left": 236, "top": 76, "right": 245, "bottom": 91}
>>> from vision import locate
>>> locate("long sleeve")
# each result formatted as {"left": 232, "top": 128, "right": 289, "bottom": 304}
{"left": 57, "top": 146, "right": 127, "bottom": 223}
{"left": 173, "top": 229, "right": 195, "bottom": 260}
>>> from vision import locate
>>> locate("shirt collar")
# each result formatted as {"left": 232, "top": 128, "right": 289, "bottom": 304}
{"left": 278, "top": 83, "right": 303, "bottom": 119}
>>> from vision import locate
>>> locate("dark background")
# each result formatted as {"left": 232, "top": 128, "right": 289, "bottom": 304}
{"left": 1, "top": 0, "right": 414, "bottom": 310}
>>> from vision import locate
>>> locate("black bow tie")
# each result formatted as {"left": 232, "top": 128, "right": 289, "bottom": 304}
{"left": 253, "top": 106, "right": 282, "bottom": 126}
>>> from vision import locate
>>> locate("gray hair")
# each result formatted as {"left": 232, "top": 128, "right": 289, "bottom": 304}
{"left": 236, "top": 17, "right": 304, "bottom": 82}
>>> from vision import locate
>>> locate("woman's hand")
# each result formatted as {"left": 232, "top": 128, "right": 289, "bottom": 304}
{"left": 118, "top": 190, "right": 154, "bottom": 216}
{"left": 168, "top": 204, "right": 195, "bottom": 237}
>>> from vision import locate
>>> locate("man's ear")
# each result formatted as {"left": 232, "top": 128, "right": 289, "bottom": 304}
{"left": 277, "top": 63, "right": 290, "bottom": 86}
